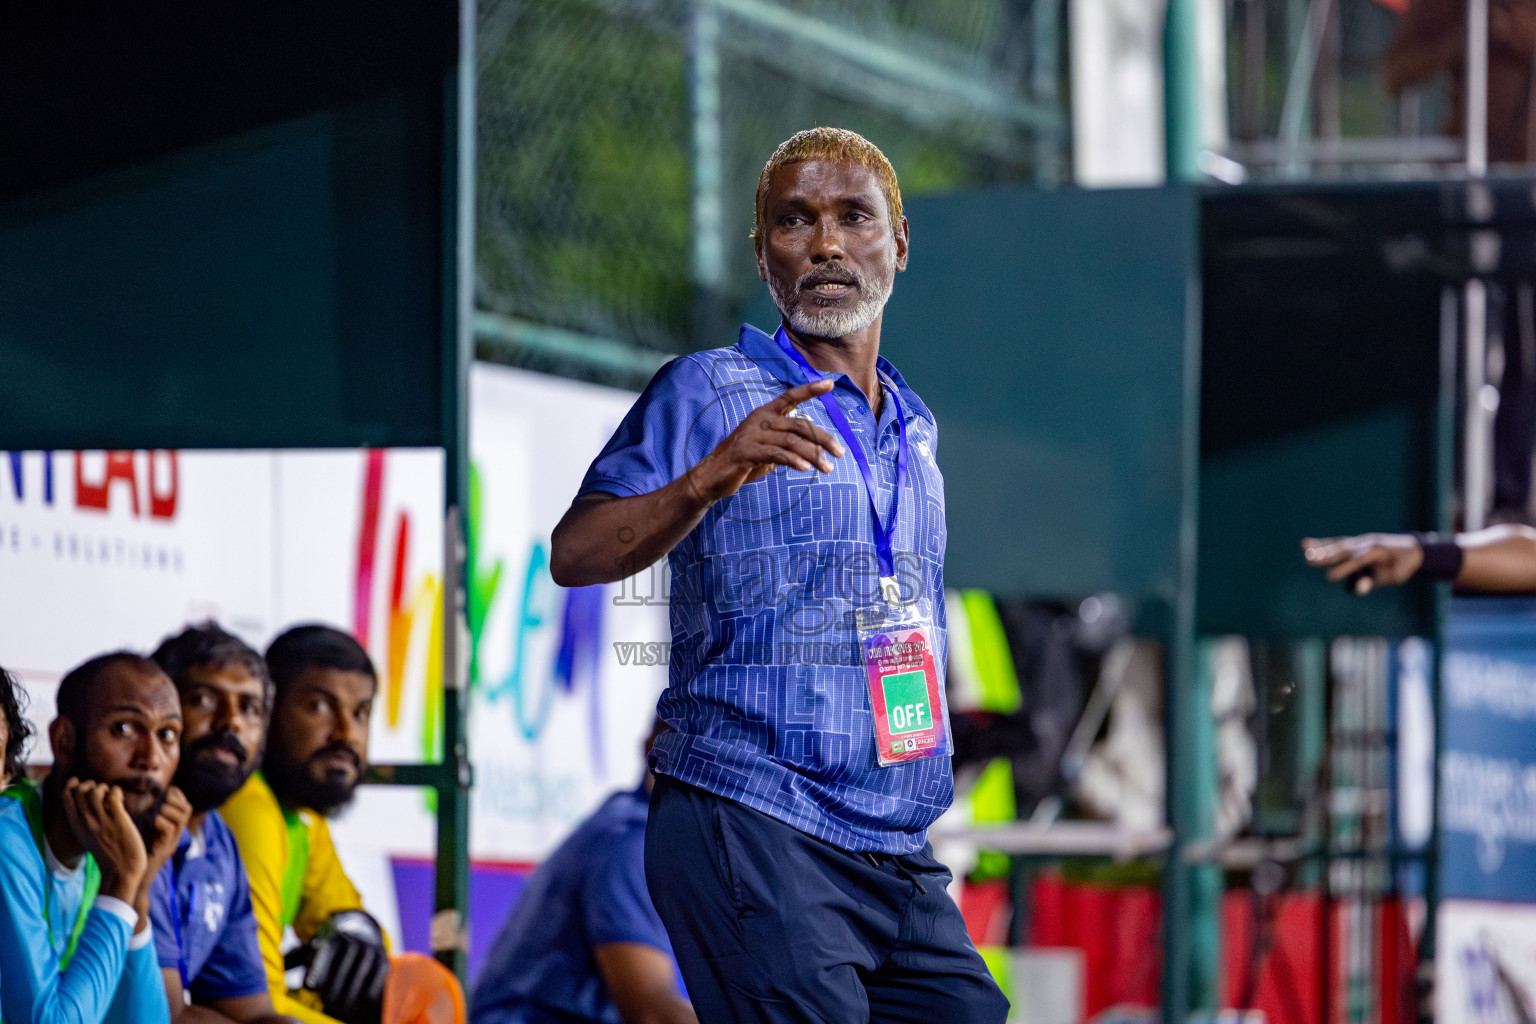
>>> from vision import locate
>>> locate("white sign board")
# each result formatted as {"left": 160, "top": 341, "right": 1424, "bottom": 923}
{"left": 0, "top": 363, "right": 671, "bottom": 946}
{"left": 1438, "top": 900, "right": 1536, "bottom": 1024}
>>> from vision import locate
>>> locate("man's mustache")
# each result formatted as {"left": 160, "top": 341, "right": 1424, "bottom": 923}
{"left": 71, "top": 764, "right": 165, "bottom": 814}
{"left": 798, "top": 265, "right": 862, "bottom": 290}
{"left": 308, "top": 743, "right": 361, "bottom": 773}
{"left": 188, "top": 730, "right": 249, "bottom": 765}
{"left": 117, "top": 775, "right": 165, "bottom": 800}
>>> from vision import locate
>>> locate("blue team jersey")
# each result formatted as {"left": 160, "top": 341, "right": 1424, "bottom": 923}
{"left": 149, "top": 809, "right": 266, "bottom": 1002}
{"left": 578, "top": 324, "right": 951, "bottom": 854}
{"left": 0, "top": 788, "right": 170, "bottom": 1024}
{"left": 469, "top": 786, "right": 676, "bottom": 1024}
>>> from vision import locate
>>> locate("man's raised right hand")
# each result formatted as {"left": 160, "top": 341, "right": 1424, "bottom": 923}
{"left": 62, "top": 778, "right": 148, "bottom": 904}
{"left": 683, "top": 379, "right": 845, "bottom": 503}
{"left": 551, "top": 379, "right": 848, "bottom": 589}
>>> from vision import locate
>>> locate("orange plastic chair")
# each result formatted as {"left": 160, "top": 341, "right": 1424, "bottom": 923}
{"left": 382, "top": 953, "right": 466, "bottom": 1024}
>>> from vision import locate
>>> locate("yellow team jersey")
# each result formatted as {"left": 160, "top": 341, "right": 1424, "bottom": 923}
{"left": 222, "top": 772, "right": 379, "bottom": 1024}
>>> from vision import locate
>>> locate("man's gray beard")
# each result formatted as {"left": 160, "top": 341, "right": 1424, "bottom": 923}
{"left": 770, "top": 273, "right": 893, "bottom": 340}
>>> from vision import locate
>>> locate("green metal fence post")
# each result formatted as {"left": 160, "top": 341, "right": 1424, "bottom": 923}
{"left": 1416, "top": 285, "right": 1459, "bottom": 1021}
{"left": 1031, "top": 0, "right": 1063, "bottom": 186}
{"left": 1162, "top": 245, "right": 1205, "bottom": 1023}
{"left": 689, "top": 0, "right": 725, "bottom": 350}
{"left": 432, "top": 0, "right": 476, "bottom": 981}
{"left": 1164, "top": 0, "right": 1203, "bottom": 181}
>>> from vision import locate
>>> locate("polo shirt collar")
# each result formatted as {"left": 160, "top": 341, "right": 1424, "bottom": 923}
{"left": 736, "top": 323, "right": 934, "bottom": 424}
{"left": 44, "top": 835, "right": 79, "bottom": 882}
{"left": 182, "top": 820, "right": 204, "bottom": 859}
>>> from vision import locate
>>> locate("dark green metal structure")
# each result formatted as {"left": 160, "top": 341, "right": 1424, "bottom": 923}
{"left": 877, "top": 179, "right": 1520, "bottom": 1021}
{"left": 0, "top": 2, "right": 476, "bottom": 977}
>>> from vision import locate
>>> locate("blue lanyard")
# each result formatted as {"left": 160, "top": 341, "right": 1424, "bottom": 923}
{"left": 167, "top": 851, "right": 192, "bottom": 990}
{"left": 773, "top": 326, "right": 909, "bottom": 598}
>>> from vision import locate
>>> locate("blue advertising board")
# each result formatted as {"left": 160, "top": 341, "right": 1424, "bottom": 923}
{"left": 1442, "top": 598, "right": 1536, "bottom": 903}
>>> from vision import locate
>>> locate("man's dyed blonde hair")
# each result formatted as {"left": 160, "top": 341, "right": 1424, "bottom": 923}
{"left": 753, "top": 127, "right": 903, "bottom": 257}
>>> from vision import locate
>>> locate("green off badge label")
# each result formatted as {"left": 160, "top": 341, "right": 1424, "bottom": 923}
{"left": 882, "top": 671, "right": 932, "bottom": 734}
{"left": 861, "top": 625, "right": 946, "bottom": 766}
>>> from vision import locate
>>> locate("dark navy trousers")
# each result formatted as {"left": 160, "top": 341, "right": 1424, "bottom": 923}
{"left": 645, "top": 775, "right": 1010, "bottom": 1024}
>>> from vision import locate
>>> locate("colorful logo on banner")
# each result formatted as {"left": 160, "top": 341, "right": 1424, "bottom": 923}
{"left": 351, "top": 449, "right": 443, "bottom": 764}
{"left": 463, "top": 462, "right": 608, "bottom": 775}
{"left": 349, "top": 451, "right": 607, "bottom": 772}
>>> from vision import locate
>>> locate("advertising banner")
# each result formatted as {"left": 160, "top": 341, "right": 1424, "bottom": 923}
{"left": 1437, "top": 899, "right": 1536, "bottom": 1024}
{"left": 462, "top": 362, "right": 668, "bottom": 862}
{"left": 0, "top": 363, "right": 669, "bottom": 960}
{"left": 0, "top": 447, "right": 444, "bottom": 755}
{"left": 1442, "top": 600, "right": 1536, "bottom": 903}
{"left": 0, "top": 449, "right": 275, "bottom": 704}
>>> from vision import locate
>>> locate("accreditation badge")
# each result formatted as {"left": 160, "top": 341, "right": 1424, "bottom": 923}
{"left": 857, "top": 597, "right": 950, "bottom": 767}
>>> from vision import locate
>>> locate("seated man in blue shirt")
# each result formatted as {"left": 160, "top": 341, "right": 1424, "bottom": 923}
{"left": 150, "top": 623, "right": 299, "bottom": 1024}
{"left": 470, "top": 722, "right": 693, "bottom": 1024}
{"left": 0, "top": 651, "right": 192, "bottom": 1024}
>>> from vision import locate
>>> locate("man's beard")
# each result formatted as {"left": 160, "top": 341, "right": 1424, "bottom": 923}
{"left": 72, "top": 763, "right": 166, "bottom": 843}
{"left": 262, "top": 741, "right": 361, "bottom": 818}
{"left": 174, "top": 730, "right": 256, "bottom": 814}
{"left": 769, "top": 262, "right": 894, "bottom": 340}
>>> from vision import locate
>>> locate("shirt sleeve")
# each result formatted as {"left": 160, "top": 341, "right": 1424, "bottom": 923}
{"left": 292, "top": 815, "right": 367, "bottom": 946}
{"left": 0, "top": 803, "right": 134, "bottom": 1024}
{"left": 581, "top": 830, "right": 672, "bottom": 953}
{"left": 188, "top": 839, "right": 269, "bottom": 1002}
{"left": 103, "top": 940, "right": 171, "bottom": 1024}
{"left": 578, "top": 355, "right": 724, "bottom": 500}
{"left": 221, "top": 783, "right": 344, "bottom": 1024}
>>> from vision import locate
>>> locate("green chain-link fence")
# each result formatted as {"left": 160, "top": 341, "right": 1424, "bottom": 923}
{"left": 476, "top": 0, "right": 1065, "bottom": 360}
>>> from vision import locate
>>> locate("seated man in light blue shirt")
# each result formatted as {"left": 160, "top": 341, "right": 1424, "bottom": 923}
{"left": 0, "top": 651, "right": 192, "bottom": 1024}
{"left": 0, "top": 661, "right": 36, "bottom": 1010}
{"left": 470, "top": 722, "right": 693, "bottom": 1024}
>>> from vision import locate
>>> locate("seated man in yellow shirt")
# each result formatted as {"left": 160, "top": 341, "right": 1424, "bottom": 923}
{"left": 221, "top": 625, "right": 464, "bottom": 1024}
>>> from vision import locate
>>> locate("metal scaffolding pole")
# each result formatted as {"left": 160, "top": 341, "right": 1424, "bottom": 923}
{"left": 1462, "top": 0, "right": 1492, "bottom": 531}
{"left": 689, "top": 1, "right": 725, "bottom": 349}
{"left": 433, "top": 0, "right": 476, "bottom": 979}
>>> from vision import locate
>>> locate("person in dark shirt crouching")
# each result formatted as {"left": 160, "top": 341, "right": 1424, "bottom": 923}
{"left": 470, "top": 720, "right": 693, "bottom": 1024}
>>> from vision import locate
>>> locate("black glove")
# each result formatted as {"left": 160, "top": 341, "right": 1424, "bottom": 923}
{"left": 297, "top": 910, "right": 390, "bottom": 1024}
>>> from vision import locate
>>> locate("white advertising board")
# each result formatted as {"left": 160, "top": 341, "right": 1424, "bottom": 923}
{"left": 462, "top": 362, "right": 669, "bottom": 862}
{"left": 1438, "top": 899, "right": 1536, "bottom": 1024}
{"left": 0, "top": 363, "right": 670, "bottom": 948}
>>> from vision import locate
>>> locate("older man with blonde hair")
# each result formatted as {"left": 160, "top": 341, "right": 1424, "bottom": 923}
{"left": 551, "top": 127, "right": 1008, "bottom": 1024}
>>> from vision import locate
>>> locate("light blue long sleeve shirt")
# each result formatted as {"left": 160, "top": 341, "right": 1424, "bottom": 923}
{"left": 0, "top": 795, "right": 171, "bottom": 1024}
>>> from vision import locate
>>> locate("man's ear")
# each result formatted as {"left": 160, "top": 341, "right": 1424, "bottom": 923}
{"left": 48, "top": 717, "right": 75, "bottom": 771}
{"left": 894, "top": 215, "right": 910, "bottom": 273}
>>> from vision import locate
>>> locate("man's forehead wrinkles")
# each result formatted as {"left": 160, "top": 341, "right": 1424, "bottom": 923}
{"left": 188, "top": 676, "right": 264, "bottom": 698}
{"left": 294, "top": 674, "right": 373, "bottom": 702}
{"left": 773, "top": 183, "right": 882, "bottom": 204}
{"left": 102, "top": 701, "right": 180, "bottom": 720}
{"left": 104, "top": 703, "right": 153, "bottom": 716}
{"left": 189, "top": 665, "right": 261, "bottom": 687}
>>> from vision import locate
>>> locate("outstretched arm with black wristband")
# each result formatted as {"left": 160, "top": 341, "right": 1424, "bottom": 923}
{"left": 1302, "top": 523, "right": 1536, "bottom": 594}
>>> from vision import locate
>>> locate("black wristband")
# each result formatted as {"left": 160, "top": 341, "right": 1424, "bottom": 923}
{"left": 1411, "top": 532, "right": 1464, "bottom": 581}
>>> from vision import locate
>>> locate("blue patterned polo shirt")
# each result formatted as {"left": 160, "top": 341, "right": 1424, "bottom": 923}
{"left": 578, "top": 323, "right": 951, "bottom": 853}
